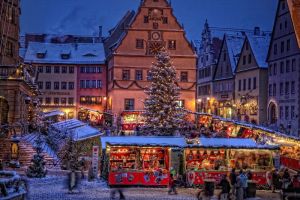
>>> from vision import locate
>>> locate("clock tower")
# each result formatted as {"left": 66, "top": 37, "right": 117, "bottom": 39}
{"left": 104, "top": 0, "right": 197, "bottom": 132}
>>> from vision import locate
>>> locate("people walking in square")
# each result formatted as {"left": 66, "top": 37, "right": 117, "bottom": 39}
{"left": 168, "top": 174, "right": 177, "bottom": 195}
{"left": 218, "top": 174, "right": 231, "bottom": 200}
{"left": 230, "top": 168, "right": 237, "bottom": 196}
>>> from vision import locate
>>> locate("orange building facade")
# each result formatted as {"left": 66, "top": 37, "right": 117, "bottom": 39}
{"left": 105, "top": 0, "right": 197, "bottom": 128}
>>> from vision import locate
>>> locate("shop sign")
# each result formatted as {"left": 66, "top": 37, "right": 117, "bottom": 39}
{"left": 92, "top": 146, "right": 99, "bottom": 178}
{"left": 221, "top": 94, "right": 228, "bottom": 99}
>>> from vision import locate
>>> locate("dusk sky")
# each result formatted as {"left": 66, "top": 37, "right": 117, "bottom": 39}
{"left": 21, "top": 0, "right": 278, "bottom": 40}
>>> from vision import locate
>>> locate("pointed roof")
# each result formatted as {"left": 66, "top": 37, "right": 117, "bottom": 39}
{"left": 247, "top": 33, "right": 271, "bottom": 68}
{"left": 287, "top": 0, "right": 300, "bottom": 47}
{"left": 224, "top": 34, "right": 245, "bottom": 72}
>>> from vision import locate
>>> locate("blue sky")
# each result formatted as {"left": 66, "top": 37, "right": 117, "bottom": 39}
{"left": 20, "top": 0, "right": 278, "bottom": 40}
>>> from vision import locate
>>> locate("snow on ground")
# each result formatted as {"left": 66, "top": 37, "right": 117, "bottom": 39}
{"left": 25, "top": 175, "right": 281, "bottom": 200}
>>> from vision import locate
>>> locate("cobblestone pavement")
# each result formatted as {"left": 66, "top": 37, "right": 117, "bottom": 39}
{"left": 25, "top": 176, "right": 281, "bottom": 200}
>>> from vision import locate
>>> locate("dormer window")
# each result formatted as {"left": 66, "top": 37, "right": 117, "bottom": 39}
{"left": 61, "top": 53, "right": 70, "bottom": 59}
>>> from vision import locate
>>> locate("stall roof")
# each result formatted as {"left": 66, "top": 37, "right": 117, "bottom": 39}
{"left": 43, "top": 110, "right": 64, "bottom": 118}
{"left": 51, "top": 119, "right": 103, "bottom": 141}
{"left": 195, "top": 138, "right": 279, "bottom": 149}
{"left": 101, "top": 136, "right": 186, "bottom": 149}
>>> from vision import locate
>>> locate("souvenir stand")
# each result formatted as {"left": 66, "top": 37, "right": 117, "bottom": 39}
{"left": 120, "top": 111, "right": 144, "bottom": 135}
{"left": 101, "top": 136, "right": 186, "bottom": 186}
{"left": 184, "top": 138, "right": 279, "bottom": 188}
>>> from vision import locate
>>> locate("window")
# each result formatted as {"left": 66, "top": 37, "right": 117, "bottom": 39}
{"left": 223, "top": 53, "right": 226, "bottom": 61}
{"left": 282, "top": 1, "right": 285, "bottom": 10}
{"left": 54, "top": 98, "right": 59, "bottom": 105}
{"left": 144, "top": 16, "right": 149, "bottom": 23}
{"left": 96, "top": 67, "right": 102, "bottom": 73}
{"left": 287, "top": 39, "right": 290, "bottom": 51}
{"left": 135, "top": 70, "right": 143, "bottom": 81}
{"left": 45, "top": 97, "right": 51, "bottom": 105}
{"left": 125, "top": 99, "right": 134, "bottom": 110}
{"left": 253, "top": 77, "right": 257, "bottom": 89}
{"left": 285, "top": 82, "right": 290, "bottom": 95}
{"left": 92, "top": 80, "right": 96, "bottom": 88}
{"left": 122, "top": 70, "right": 130, "bottom": 80}
{"left": 273, "top": 63, "right": 277, "bottom": 75}
{"left": 291, "top": 106, "right": 295, "bottom": 119}
{"left": 69, "top": 66, "right": 74, "bottom": 73}
{"left": 147, "top": 70, "right": 152, "bottom": 81}
{"left": 248, "top": 54, "right": 252, "bottom": 64}
{"left": 153, "top": 22, "right": 158, "bottom": 29}
{"left": 61, "top": 98, "right": 67, "bottom": 105}
{"left": 280, "top": 82, "right": 283, "bottom": 96}
{"left": 269, "top": 64, "right": 272, "bottom": 76}
{"left": 80, "top": 67, "right": 85, "bottom": 73}
{"left": 69, "top": 82, "right": 74, "bottom": 90}
{"left": 180, "top": 72, "right": 188, "bottom": 82}
{"left": 248, "top": 78, "right": 252, "bottom": 90}
{"left": 280, "top": 41, "right": 284, "bottom": 53}
{"left": 280, "top": 23, "right": 282, "bottom": 30}
{"left": 280, "top": 106, "right": 283, "bottom": 119}
{"left": 80, "top": 80, "right": 85, "bottom": 89}
{"left": 292, "top": 59, "right": 296, "bottom": 72}
{"left": 285, "top": 60, "right": 290, "bottom": 73}
{"left": 243, "top": 79, "right": 246, "bottom": 91}
{"left": 136, "top": 39, "right": 144, "bottom": 49}
{"left": 245, "top": 42, "right": 249, "bottom": 50}
{"left": 238, "top": 80, "right": 242, "bottom": 91}
{"left": 291, "top": 81, "right": 295, "bottom": 94}
{"left": 68, "top": 97, "right": 74, "bottom": 105}
{"left": 97, "top": 80, "right": 102, "bottom": 88}
{"left": 5, "top": 41, "right": 13, "bottom": 57}
{"left": 162, "top": 17, "right": 168, "bottom": 24}
{"left": 62, "top": 66, "right": 67, "bottom": 73}
{"left": 61, "top": 82, "right": 67, "bottom": 90}
{"left": 243, "top": 56, "right": 246, "bottom": 65}
{"left": 168, "top": 40, "right": 176, "bottom": 50}
{"left": 285, "top": 20, "right": 287, "bottom": 29}
{"left": 46, "top": 82, "right": 51, "bottom": 90}
{"left": 274, "top": 44, "right": 277, "bottom": 55}
{"left": 285, "top": 106, "right": 289, "bottom": 120}
{"left": 38, "top": 66, "right": 43, "bottom": 73}
{"left": 80, "top": 96, "right": 86, "bottom": 104}
{"left": 54, "top": 66, "right": 60, "bottom": 73}
{"left": 176, "top": 100, "right": 185, "bottom": 108}
{"left": 86, "top": 80, "right": 91, "bottom": 88}
{"left": 269, "top": 84, "right": 272, "bottom": 96}
{"left": 39, "top": 98, "right": 43, "bottom": 105}
{"left": 46, "top": 66, "right": 51, "bottom": 73}
{"left": 54, "top": 82, "right": 59, "bottom": 90}
{"left": 273, "top": 83, "right": 276, "bottom": 96}
{"left": 37, "top": 82, "right": 43, "bottom": 90}
{"left": 280, "top": 62, "right": 284, "bottom": 73}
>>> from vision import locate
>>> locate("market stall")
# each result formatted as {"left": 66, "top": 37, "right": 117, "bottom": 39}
{"left": 101, "top": 136, "right": 186, "bottom": 186}
{"left": 120, "top": 111, "right": 144, "bottom": 135}
{"left": 185, "top": 138, "right": 279, "bottom": 188}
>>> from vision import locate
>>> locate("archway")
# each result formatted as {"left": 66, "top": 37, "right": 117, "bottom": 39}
{"left": 0, "top": 97, "right": 9, "bottom": 125}
{"left": 269, "top": 102, "right": 277, "bottom": 124}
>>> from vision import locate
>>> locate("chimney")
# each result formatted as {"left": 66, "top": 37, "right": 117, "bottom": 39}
{"left": 99, "top": 26, "right": 103, "bottom": 38}
{"left": 254, "top": 27, "right": 260, "bottom": 36}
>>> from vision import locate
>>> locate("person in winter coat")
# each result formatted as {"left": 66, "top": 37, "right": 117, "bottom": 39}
{"left": 229, "top": 168, "right": 237, "bottom": 196}
{"left": 218, "top": 174, "right": 231, "bottom": 200}
{"left": 236, "top": 170, "right": 248, "bottom": 200}
{"left": 168, "top": 174, "right": 177, "bottom": 195}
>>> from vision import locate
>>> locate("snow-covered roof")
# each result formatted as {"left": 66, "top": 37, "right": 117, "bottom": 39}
{"left": 101, "top": 136, "right": 186, "bottom": 149}
{"left": 43, "top": 110, "right": 64, "bottom": 118}
{"left": 197, "top": 138, "right": 278, "bottom": 149}
{"left": 24, "top": 42, "right": 105, "bottom": 64}
{"left": 225, "top": 34, "right": 245, "bottom": 72}
{"left": 247, "top": 34, "right": 270, "bottom": 68}
{"left": 51, "top": 119, "right": 102, "bottom": 141}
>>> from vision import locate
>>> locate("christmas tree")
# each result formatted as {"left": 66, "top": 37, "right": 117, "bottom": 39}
{"left": 27, "top": 135, "right": 47, "bottom": 178}
{"left": 143, "top": 49, "right": 185, "bottom": 136}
